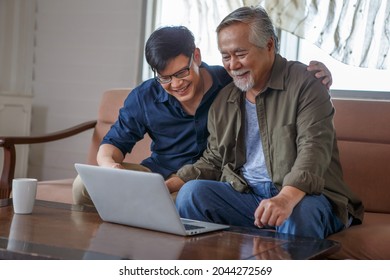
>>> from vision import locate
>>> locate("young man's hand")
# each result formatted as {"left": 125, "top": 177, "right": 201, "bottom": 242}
{"left": 307, "top": 60, "right": 333, "bottom": 89}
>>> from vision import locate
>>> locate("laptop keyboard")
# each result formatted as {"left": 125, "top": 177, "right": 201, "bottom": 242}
{"left": 184, "top": 223, "right": 205, "bottom": 230}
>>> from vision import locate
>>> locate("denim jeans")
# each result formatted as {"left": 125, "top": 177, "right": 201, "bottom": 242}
{"left": 175, "top": 180, "right": 345, "bottom": 239}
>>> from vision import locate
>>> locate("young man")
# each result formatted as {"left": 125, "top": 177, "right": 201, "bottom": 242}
{"left": 73, "top": 25, "right": 333, "bottom": 206}
{"left": 171, "top": 7, "right": 364, "bottom": 239}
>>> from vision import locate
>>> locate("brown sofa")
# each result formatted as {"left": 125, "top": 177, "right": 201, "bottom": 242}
{"left": 1, "top": 89, "right": 389, "bottom": 259}
{"left": 327, "top": 98, "right": 390, "bottom": 260}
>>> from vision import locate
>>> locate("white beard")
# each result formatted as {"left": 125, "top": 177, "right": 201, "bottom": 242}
{"left": 231, "top": 71, "right": 254, "bottom": 92}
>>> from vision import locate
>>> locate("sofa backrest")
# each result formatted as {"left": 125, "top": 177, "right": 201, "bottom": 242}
{"left": 332, "top": 98, "right": 390, "bottom": 213}
{"left": 87, "top": 88, "right": 152, "bottom": 165}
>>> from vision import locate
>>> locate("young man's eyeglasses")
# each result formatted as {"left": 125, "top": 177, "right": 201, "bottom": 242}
{"left": 155, "top": 54, "right": 194, "bottom": 84}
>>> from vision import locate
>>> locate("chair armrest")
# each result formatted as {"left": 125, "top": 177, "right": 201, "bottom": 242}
{"left": 0, "top": 120, "right": 97, "bottom": 199}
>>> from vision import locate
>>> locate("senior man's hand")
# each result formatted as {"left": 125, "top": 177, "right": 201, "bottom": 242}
{"left": 165, "top": 175, "right": 185, "bottom": 193}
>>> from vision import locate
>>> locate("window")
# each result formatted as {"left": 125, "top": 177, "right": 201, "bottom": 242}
{"left": 298, "top": 38, "right": 390, "bottom": 92}
{"left": 155, "top": 0, "right": 235, "bottom": 66}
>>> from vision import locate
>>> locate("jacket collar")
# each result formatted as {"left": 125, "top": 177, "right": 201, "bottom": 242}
{"left": 266, "top": 54, "right": 286, "bottom": 91}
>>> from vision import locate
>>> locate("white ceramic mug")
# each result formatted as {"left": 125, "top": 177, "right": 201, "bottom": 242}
{"left": 12, "top": 178, "right": 38, "bottom": 214}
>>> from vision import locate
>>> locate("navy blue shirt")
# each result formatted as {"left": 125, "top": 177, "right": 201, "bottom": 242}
{"left": 101, "top": 62, "right": 232, "bottom": 178}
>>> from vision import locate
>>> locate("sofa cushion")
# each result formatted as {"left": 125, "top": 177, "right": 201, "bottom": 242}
{"left": 327, "top": 212, "right": 390, "bottom": 259}
{"left": 87, "top": 89, "right": 152, "bottom": 166}
{"left": 337, "top": 140, "right": 390, "bottom": 213}
{"left": 333, "top": 99, "right": 390, "bottom": 142}
{"left": 36, "top": 179, "right": 74, "bottom": 204}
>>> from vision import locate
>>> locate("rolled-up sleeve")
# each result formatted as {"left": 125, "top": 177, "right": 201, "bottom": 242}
{"left": 282, "top": 77, "right": 334, "bottom": 194}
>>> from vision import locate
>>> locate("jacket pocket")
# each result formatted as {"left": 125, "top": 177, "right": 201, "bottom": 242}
{"left": 220, "top": 163, "right": 249, "bottom": 193}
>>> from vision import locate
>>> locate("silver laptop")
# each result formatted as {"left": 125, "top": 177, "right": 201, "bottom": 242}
{"left": 74, "top": 163, "right": 229, "bottom": 236}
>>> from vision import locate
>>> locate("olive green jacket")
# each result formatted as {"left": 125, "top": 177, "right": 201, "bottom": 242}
{"left": 177, "top": 54, "right": 364, "bottom": 226}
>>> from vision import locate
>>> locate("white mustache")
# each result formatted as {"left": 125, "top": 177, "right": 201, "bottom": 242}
{"left": 231, "top": 70, "right": 247, "bottom": 77}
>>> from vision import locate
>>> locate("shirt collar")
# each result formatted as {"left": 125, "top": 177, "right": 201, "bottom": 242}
{"left": 154, "top": 81, "right": 170, "bottom": 103}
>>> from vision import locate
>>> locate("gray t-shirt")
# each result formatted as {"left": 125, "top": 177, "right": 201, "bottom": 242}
{"left": 241, "top": 98, "right": 271, "bottom": 186}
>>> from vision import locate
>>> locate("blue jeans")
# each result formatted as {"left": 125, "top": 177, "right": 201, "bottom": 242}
{"left": 175, "top": 180, "right": 345, "bottom": 239}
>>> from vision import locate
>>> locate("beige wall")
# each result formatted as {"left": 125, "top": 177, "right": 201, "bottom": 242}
{"left": 0, "top": 0, "right": 147, "bottom": 181}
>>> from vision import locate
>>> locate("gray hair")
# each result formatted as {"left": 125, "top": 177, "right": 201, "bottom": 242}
{"left": 216, "top": 6, "right": 279, "bottom": 53}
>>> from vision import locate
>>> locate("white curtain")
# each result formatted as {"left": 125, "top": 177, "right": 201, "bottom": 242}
{"left": 261, "top": 0, "right": 390, "bottom": 69}
{"left": 157, "top": 0, "right": 246, "bottom": 65}
{"left": 157, "top": 0, "right": 389, "bottom": 69}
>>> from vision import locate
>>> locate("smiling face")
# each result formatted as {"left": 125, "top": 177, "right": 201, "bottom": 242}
{"left": 217, "top": 22, "right": 275, "bottom": 95}
{"left": 157, "top": 48, "right": 204, "bottom": 108}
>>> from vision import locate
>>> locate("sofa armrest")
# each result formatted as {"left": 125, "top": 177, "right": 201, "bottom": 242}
{"left": 0, "top": 120, "right": 97, "bottom": 199}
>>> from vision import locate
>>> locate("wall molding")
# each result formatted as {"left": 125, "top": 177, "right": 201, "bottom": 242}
{"left": 331, "top": 90, "right": 390, "bottom": 101}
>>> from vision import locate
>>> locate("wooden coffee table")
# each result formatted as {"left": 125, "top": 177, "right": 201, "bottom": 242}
{"left": 0, "top": 199, "right": 340, "bottom": 260}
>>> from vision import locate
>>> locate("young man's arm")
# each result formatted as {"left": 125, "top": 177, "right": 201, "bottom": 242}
{"left": 307, "top": 60, "right": 333, "bottom": 89}
{"left": 97, "top": 144, "right": 125, "bottom": 169}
